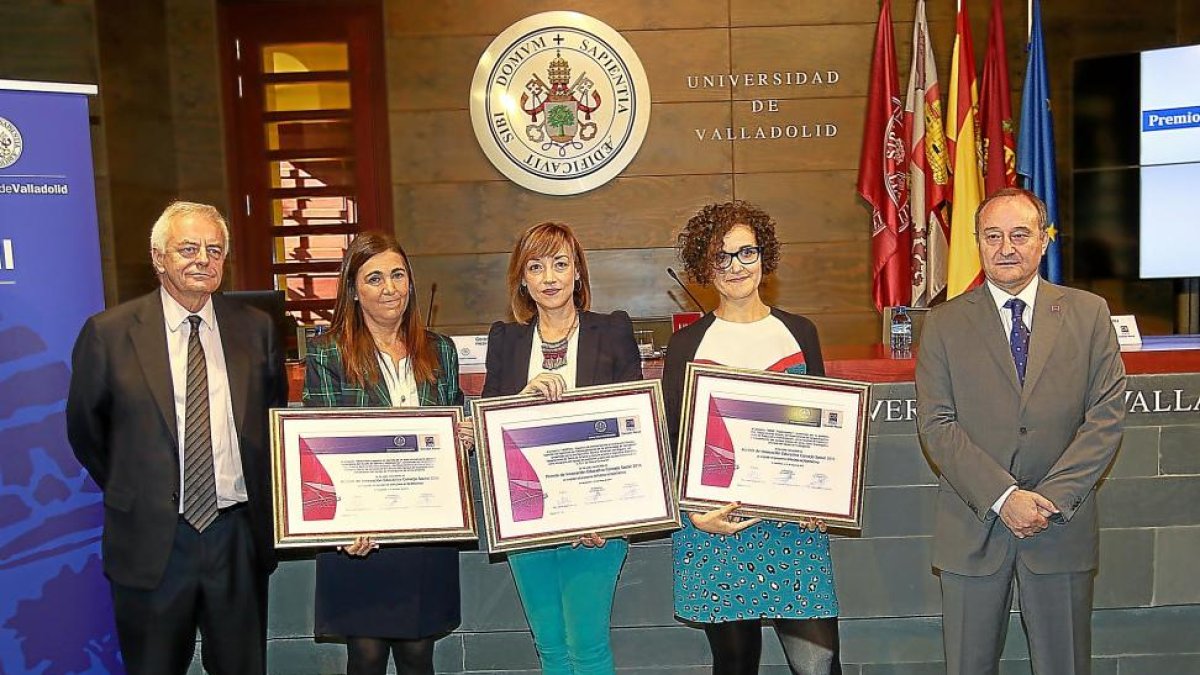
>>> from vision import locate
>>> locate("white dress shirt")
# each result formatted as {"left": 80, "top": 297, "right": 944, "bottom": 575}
{"left": 377, "top": 353, "right": 420, "bottom": 408}
{"left": 985, "top": 276, "right": 1040, "bottom": 514}
{"left": 986, "top": 275, "right": 1039, "bottom": 341}
{"left": 161, "top": 288, "right": 246, "bottom": 509}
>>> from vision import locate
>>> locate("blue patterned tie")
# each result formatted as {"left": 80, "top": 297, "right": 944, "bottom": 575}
{"left": 1005, "top": 298, "right": 1030, "bottom": 386}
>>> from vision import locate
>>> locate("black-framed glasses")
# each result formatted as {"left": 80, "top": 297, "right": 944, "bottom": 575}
{"left": 714, "top": 245, "right": 762, "bottom": 270}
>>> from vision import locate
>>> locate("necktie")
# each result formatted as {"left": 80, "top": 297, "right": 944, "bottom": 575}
{"left": 183, "top": 315, "right": 218, "bottom": 531}
{"left": 1005, "top": 298, "right": 1030, "bottom": 386}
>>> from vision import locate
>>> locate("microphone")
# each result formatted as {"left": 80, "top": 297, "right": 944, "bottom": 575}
{"left": 666, "top": 267, "right": 705, "bottom": 311}
{"left": 425, "top": 282, "right": 438, "bottom": 326}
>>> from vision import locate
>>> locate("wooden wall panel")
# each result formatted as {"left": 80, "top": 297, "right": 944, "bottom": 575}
{"left": 394, "top": 174, "right": 732, "bottom": 255}
{"left": 730, "top": 0, "right": 955, "bottom": 27}
{"left": 804, "top": 311, "right": 883, "bottom": 347}
{"left": 729, "top": 25, "right": 876, "bottom": 100}
{"left": 387, "top": 35, "right": 489, "bottom": 112}
{"left": 730, "top": 98, "right": 865, "bottom": 173}
{"left": 387, "top": 1, "right": 731, "bottom": 37}
{"left": 731, "top": 0, "right": 888, "bottom": 26}
{"left": 734, "top": 171, "right": 866, "bottom": 244}
{"left": 625, "top": 29, "right": 731, "bottom": 103}
{"left": 389, "top": 110, "right": 502, "bottom": 183}
{"left": 622, "top": 102, "right": 734, "bottom": 177}
{"left": 767, "top": 246, "right": 873, "bottom": 313}
{"left": 412, "top": 242, "right": 870, "bottom": 333}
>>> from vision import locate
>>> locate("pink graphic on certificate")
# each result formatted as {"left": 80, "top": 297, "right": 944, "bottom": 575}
{"left": 702, "top": 397, "right": 736, "bottom": 487}
{"left": 298, "top": 437, "right": 337, "bottom": 521}
{"left": 696, "top": 354, "right": 808, "bottom": 489}
{"left": 297, "top": 435, "right": 423, "bottom": 521}
{"left": 502, "top": 430, "right": 546, "bottom": 522}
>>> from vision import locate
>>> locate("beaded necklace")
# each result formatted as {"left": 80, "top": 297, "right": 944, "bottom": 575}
{"left": 536, "top": 312, "right": 579, "bottom": 371}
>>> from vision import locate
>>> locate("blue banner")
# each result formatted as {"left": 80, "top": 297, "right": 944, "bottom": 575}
{"left": 1142, "top": 106, "right": 1200, "bottom": 132}
{"left": 0, "top": 84, "right": 119, "bottom": 674}
{"left": 1016, "top": 0, "right": 1063, "bottom": 284}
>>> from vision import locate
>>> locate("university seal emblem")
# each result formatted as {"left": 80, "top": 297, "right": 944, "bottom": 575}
{"left": 0, "top": 117, "right": 24, "bottom": 169}
{"left": 470, "top": 12, "right": 651, "bottom": 195}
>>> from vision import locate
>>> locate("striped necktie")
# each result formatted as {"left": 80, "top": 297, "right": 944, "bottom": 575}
{"left": 183, "top": 315, "right": 218, "bottom": 531}
{"left": 1004, "top": 298, "right": 1030, "bottom": 386}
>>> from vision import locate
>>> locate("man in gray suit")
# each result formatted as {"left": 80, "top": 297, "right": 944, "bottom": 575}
{"left": 916, "top": 187, "right": 1126, "bottom": 675}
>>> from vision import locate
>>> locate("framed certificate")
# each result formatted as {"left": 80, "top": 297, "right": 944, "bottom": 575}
{"left": 270, "top": 407, "right": 477, "bottom": 548}
{"left": 471, "top": 381, "right": 680, "bottom": 553}
{"left": 677, "top": 363, "right": 870, "bottom": 529}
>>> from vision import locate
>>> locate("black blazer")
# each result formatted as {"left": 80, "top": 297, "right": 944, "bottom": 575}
{"left": 482, "top": 310, "right": 642, "bottom": 397}
{"left": 66, "top": 291, "right": 287, "bottom": 589}
{"left": 661, "top": 308, "right": 825, "bottom": 451}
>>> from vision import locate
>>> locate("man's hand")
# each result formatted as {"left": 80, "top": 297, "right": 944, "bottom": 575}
{"left": 998, "top": 489, "right": 1059, "bottom": 538}
{"left": 689, "top": 502, "right": 762, "bottom": 535}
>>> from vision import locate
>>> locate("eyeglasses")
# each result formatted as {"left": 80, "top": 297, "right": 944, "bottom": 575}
{"left": 714, "top": 245, "right": 762, "bottom": 270}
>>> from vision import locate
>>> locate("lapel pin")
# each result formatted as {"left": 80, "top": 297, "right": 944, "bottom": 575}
{"left": 1051, "top": 304, "right": 1061, "bottom": 313}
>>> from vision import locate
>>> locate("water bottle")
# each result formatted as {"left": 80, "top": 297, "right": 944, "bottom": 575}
{"left": 890, "top": 306, "right": 912, "bottom": 357}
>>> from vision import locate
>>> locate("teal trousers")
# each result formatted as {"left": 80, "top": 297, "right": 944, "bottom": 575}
{"left": 508, "top": 539, "right": 629, "bottom": 675}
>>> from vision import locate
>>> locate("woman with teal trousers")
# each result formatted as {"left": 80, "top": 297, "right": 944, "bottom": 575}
{"left": 482, "top": 221, "right": 642, "bottom": 674}
{"left": 304, "top": 232, "right": 470, "bottom": 675}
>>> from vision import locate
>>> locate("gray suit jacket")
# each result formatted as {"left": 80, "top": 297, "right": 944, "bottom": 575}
{"left": 915, "top": 281, "right": 1126, "bottom": 576}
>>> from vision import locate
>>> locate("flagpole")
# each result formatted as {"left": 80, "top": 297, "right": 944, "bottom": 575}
{"left": 1028, "top": 0, "right": 1033, "bottom": 41}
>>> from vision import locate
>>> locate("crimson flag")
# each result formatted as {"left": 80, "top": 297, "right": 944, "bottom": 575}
{"left": 981, "top": 0, "right": 1017, "bottom": 194}
{"left": 857, "top": 0, "right": 911, "bottom": 312}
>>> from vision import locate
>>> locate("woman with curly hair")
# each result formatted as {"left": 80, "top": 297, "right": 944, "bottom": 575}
{"left": 663, "top": 202, "right": 842, "bottom": 675}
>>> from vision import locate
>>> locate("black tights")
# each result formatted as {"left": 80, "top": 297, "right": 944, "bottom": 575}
{"left": 703, "top": 618, "right": 842, "bottom": 675}
{"left": 346, "top": 636, "right": 436, "bottom": 675}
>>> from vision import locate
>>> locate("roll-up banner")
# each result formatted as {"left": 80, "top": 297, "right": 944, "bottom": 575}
{"left": 0, "top": 80, "right": 121, "bottom": 674}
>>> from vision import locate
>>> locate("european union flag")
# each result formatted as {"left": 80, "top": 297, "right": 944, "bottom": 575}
{"left": 1016, "top": 0, "right": 1062, "bottom": 283}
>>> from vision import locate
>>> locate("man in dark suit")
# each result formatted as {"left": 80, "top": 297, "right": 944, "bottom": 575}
{"left": 916, "top": 188, "right": 1126, "bottom": 675}
{"left": 67, "top": 201, "right": 286, "bottom": 674}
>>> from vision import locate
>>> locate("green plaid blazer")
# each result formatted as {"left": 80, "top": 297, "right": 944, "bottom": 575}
{"left": 302, "top": 331, "right": 464, "bottom": 409}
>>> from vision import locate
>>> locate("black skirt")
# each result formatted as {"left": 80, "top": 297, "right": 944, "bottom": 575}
{"left": 314, "top": 545, "right": 461, "bottom": 640}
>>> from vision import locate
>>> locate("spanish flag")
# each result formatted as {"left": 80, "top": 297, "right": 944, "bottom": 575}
{"left": 946, "top": 0, "right": 985, "bottom": 298}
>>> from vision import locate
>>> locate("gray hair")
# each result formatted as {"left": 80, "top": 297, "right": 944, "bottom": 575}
{"left": 975, "top": 187, "right": 1049, "bottom": 234}
{"left": 149, "top": 201, "right": 231, "bottom": 255}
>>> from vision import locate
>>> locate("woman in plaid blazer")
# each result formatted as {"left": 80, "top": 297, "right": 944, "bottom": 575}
{"left": 303, "top": 232, "right": 466, "bottom": 675}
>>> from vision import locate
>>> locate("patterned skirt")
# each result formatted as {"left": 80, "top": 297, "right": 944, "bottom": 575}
{"left": 672, "top": 517, "right": 838, "bottom": 623}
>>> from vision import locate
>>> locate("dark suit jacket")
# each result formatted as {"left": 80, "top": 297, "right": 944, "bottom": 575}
{"left": 661, "top": 309, "right": 825, "bottom": 451}
{"left": 66, "top": 290, "right": 287, "bottom": 589}
{"left": 915, "top": 281, "right": 1126, "bottom": 575}
{"left": 482, "top": 310, "right": 642, "bottom": 397}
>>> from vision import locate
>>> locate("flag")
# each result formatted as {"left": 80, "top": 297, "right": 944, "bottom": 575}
{"left": 981, "top": 0, "right": 1017, "bottom": 194}
{"left": 1017, "top": 0, "right": 1063, "bottom": 282}
{"left": 946, "top": 0, "right": 986, "bottom": 298}
{"left": 903, "top": 0, "right": 951, "bottom": 307}
{"left": 857, "top": 0, "right": 911, "bottom": 312}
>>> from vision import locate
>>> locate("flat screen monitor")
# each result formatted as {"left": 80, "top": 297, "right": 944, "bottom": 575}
{"left": 219, "top": 290, "right": 292, "bottom": 357}
{"left": 1073, "top": 43, "right": 1200, "bottom": 280}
